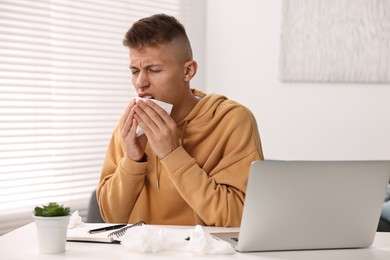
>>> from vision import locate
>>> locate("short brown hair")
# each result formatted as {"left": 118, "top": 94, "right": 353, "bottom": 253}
{"left": 123, "top": 14, "right": 192, "bottom": 59}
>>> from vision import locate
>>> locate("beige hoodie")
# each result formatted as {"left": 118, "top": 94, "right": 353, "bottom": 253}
{"left": 97, "top": 89, "right": 264, "bottom": 227}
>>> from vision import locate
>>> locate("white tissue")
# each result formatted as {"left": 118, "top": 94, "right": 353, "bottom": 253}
{"left": 68, "top": 210, "right": 84, "bottom": 229}
{"left": 120, "top": 225, "right": 235, "bottom": 255}
{"left": 120, "top": 225, "right": 189, "bottom": 253}
{"left": 187, "top": 225, "right": 235, "bottom": 255}
{"left": 134, "top": 98, "right": 173, "bottom": 137}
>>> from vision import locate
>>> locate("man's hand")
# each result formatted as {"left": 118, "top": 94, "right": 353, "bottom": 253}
{"left": 133, "top": 99, "right": 179, "bottom": 159}
{"left": 121, "top": 99, "right": 148, "bottom": 161}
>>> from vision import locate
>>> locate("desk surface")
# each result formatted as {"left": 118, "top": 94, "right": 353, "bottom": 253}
{"left": 1, "top": 223, "right": 390, "bottom": 260}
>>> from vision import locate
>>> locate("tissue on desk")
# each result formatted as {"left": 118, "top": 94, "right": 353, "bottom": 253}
{"left": 68, "top": 210, "right": 84, "bottom": 229}
{"left": 187, "top": 225, "right": 235, "bottom": 255}
{"left": 120, "top": 225, "right": 189, "bottom": 253}
{"left": 120, "top": 225, "right": 235, "bottom": 255}
{"left": 134, "top": 97, "right": 173, "bottom": 137}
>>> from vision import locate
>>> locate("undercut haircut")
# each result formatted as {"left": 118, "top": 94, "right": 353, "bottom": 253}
{"left": 123, "top": 14, "right": 193, "bottom": 60}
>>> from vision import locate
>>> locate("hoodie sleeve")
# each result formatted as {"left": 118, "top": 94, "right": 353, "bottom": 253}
{"left": 97, "top": 122, "right": 147, "bottom": 223}
{"left": 161, "top": 104, "right": 264, "bottom": 227}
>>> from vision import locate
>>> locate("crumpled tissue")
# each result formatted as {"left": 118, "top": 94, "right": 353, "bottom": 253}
{"left": 68, "top": 210, "right": 84, "bottom": 229}
{"left": 120, "top": 225, "right": 235, "bottom": 255}
{"left": 134, "top": 97, "right": 173, "bottom": 137}
{"left": 187, "top": 225, "right": 235, "bottom": 255}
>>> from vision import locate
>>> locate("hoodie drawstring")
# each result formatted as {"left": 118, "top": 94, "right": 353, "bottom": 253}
{"left": 180, "top": 120, "right": 188, "bottom": 146}
{"left": 155, "top": 155, "right": 160, "bottom": 189}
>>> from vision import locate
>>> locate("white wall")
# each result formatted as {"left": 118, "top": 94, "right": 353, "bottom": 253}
{"left": 179, "top": 0, "right": 206, "bottom": 91}
{"left": 205, "top": 0, "right": 390, "bottom": 160}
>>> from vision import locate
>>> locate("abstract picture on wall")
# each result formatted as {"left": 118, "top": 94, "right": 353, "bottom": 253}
{"left": 280, "top": 0, "right": 390, "bottom": 82}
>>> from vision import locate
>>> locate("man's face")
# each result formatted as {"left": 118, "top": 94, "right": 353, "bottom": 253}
{"left": 129, "top": 44, "right": 186, "bottom": 107}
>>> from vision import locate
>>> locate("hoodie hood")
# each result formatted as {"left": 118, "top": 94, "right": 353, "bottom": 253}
{"left": 177, "top": 89, "right": 229, "bottom": 126}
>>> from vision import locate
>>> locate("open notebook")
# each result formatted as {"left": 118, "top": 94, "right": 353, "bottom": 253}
{"left": 67, "top": 221, "right": 144, "bottom": 243}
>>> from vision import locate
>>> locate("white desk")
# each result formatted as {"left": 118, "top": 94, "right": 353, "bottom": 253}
{"left": 1, "top": 223, "right": 390, "bottom": 260}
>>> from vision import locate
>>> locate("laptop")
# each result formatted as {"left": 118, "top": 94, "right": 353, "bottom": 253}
{"left": 211, "top": 160, "right": 390, "bottom": 252}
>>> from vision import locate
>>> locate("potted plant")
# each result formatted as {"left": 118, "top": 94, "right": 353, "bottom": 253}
{"left": 33, "top": 202, "right": 71, "bottom": 254}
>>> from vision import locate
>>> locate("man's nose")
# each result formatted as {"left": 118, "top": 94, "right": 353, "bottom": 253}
{"left": 135, "top": 70, "right": 149, "bottom": 90}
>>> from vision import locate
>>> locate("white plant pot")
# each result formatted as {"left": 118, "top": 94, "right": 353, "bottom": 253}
{"left": 33, "top": 215, "right": 70, "bottom": 254}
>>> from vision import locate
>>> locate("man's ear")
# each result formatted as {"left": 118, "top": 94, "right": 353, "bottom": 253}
{"left": 184, "top": 60, "right": 197, "bottom": 81}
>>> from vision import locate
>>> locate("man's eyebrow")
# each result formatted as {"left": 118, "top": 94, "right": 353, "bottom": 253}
{"left": 129, "top": 64, "right": 162, "bottom": 70}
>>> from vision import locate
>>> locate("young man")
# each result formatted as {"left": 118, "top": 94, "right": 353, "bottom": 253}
{"left": 97, "top": 14, "right": 264, "bottom": 227}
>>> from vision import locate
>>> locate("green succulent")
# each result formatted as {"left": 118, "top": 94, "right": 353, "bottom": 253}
{"left": 33, "top": 202, "right": 71, "bottom": 217}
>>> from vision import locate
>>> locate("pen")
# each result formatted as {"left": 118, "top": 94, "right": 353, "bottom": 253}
{"left": 88, "top": 224, "right": 127, "bottom": 234}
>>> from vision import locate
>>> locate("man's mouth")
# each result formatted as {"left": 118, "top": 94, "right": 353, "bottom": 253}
{"left": 138, "top": 94, "right": 154, "bottom": 99}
